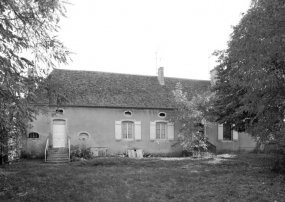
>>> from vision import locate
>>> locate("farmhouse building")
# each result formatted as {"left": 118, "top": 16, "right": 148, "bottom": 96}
{"left": 22, "top": 67, "right": 256, "bottom": 159}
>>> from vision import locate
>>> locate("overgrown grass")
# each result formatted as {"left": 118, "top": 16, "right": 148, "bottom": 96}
{"left": 0, "top": 154, "right": 285, "bottom": 202}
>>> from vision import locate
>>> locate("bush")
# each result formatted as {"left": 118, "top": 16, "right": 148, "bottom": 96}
{"left": 264, "top": 140, "right": 285, "bottom": 174}
{"left": 70, "top": 145, "right": 93, "bottom": 160}
{"left": 271, "top": 155, "right": 285, "bottom": 174}
{"left": 0, "top": 154, "right": 8, "bottom": 164}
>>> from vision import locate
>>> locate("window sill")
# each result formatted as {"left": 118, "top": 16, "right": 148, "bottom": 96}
{"left": 118, "top": 139, "right": 138, "bottom": 142}
{"left": 151, "top": 139, "right": 173, "bottom": 142}
{"left": 219, "top": 140, "right": 238, "bottom": 142}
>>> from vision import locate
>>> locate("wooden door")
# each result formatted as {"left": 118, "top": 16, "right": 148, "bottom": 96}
{"left": 53, "top": 119, "right": 66, "bottom": 147}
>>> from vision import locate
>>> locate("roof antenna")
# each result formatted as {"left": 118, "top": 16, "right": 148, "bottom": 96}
{"left": 208, "top": 55, "right": 212, "bottom": 79}
{"left": 156, "top": 51, "right": 157, "bottom": 74}
{"left": 156, "top": 46, "right": 160, "bottom": 75}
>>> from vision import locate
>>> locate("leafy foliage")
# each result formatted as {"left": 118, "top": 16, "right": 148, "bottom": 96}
{"left": 211, "top": 0, "right": 285, "bottom": 141}
{"left": 211, "top": 0, "right": 285, "bottom": 169}
{"left": 0, "top": 0, "right": 71, "bottom": 126}
{"left": 264, "top": 140, "right": 285, "bottom": 173}
{"left": 0, "top": 0, "right": 70, "bottom": 161}
{"left": 70, "top": 145, "right": 93, "bottom": 160}
{"left": 169, "top": 82, "right": 213, "bottom": 151}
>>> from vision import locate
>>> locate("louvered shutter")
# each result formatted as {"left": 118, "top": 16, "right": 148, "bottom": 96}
{"left": 233, "top": 130, "right": 238, "bottom": 141}
{"left": 204, "top": 125, "right": 207, "bottom": 137}
{"left": 115, "top": 121, "right": 122, "bottom": 140}
{"left": 134, "top": 121, "right": 141, "bottom": 140}
{"left": 150, "top": 122, "right": 156, "bottom": 140}
{"left": 218, "top": 124, "right": 223, "bottom": 141}
{"left": 167, "top": 122, "right": 174, "bottom": 140}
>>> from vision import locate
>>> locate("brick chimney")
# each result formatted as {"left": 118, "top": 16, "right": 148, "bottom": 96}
{"left": 157, "top": 67, "right": 165, "bottom": 85}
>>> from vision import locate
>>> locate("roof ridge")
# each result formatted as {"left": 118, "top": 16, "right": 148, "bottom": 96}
{"left": 41, "top": 68, "right": 211, "bottom": 107}
{"left": 54, "top": 68, "right": 157, "bottom": 78}
{"left": 53, "top": 68, "right": 210, "bottom": 82}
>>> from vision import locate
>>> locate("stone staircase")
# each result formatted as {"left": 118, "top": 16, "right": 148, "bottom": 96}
{"left": 46, "top": 148, "right": 70, "bottom": 163}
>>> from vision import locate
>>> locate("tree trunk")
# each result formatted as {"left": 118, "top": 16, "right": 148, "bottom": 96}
{"left": 0, "top": 128, "right": 8, "bottom": 164}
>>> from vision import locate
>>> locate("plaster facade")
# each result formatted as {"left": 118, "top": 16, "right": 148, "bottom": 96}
{"left": 206, "top": 124, "right": 256, "bottom": 153}
{"left": 22, "top": 107, "right": 182, "bottom": 157}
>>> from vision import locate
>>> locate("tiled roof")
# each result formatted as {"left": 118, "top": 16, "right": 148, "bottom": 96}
{"left": 42, "top": 69, "right": 210, "bottom": 108}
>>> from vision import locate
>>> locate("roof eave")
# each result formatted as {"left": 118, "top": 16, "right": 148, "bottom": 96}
{"left": 32, "top": 104, "right": 177, "bottom": 110}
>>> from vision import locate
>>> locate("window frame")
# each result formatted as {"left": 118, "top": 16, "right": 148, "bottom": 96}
{"left": 78, "top": 131, "right": 90, "bottom": 141}
{"left": 123, "top": 110, "right": 133, "bottom": 117}
{"left": 158, "top": 112, "right": 167, "bottom": 118}
{"left": 150, "top": 120, "right": 174, "bottom": 141}
{"left": 155, "top": 122, "right": 168, "bottom": 139}
{"left": 121, "top": 121, "right": 134, "bottom": 140}
{"left": 28, "top": 132, "right": 39, "bottom": 139}
{"left": 55, "top": 108, "right": 64, "bottom": 115}
{"left": 223, "top": 123, "right": 233, "bottom": 141}
{"left": 218, "top": 123, "right": 238, "bottom": 142}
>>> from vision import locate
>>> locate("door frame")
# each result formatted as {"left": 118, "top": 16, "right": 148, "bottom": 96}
{"left": 51, "top": 118, "right": 68, "bottom": 148}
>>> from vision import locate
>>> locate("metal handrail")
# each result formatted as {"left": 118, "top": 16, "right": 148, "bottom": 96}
{"left": 68, "top": 138, "right": 71, "bottom": 161}
{"left": 45, "top": 138, "right": 49, "bottom": 162}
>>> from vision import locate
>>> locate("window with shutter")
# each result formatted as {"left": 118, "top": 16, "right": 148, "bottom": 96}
{"left": 122, "top": 121, "right": 134, "bottom": 139}
{"left": 218, "top": 124, "right": 239, "bottom": 141}
{"left": 150, "top": 121, "right": 174, "bottom": 140}
{"left": 116, "top": 120, "right": 141, "bottom": 140}
{"left": 167, "top": 122, "right": 174, "bottom": 140}
{"left": 134, "top": 121, "right": 141, "bottom": 140}
{"left": 218, "top": 124, "right": 223, "bottom": 141}
{"left": 150, "top": 122, "right": 156, "bottom": 140}
{"left": 115, "top": 121, "right": 122, "bottom": 140}
{"left": 156, "top": 122, "right": 167, "bottom": 139}
{"left": 223, "top": 123, "right": 232, "bottom": 140}
{"left": 233, "top": 130, "right": 238, "bottom": 141}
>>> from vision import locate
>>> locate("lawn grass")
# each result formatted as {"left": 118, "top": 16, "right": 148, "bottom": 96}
{"left": 0, "top": 154, "right": 285, "bottom": 202}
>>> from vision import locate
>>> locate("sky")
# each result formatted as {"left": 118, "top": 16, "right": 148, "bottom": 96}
{"left": 58, "top": 0, "right": 252, "bottom": 80}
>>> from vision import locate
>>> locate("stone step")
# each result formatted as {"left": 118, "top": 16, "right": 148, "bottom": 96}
{"left": 45, "top": 160, "right": 69, "bottom": 164}
{"left": 49, "top": 149, "right": 68, "bottom": 153}
{"left": 48, "top": 155, "right": 68, "bottom": 157}
{"left": 47, "top": 154, "right": 69, "bottom": 158}
{"left": 47, "top": 156, "right": 69, "bottom": 160}
{"left": 45, "top": 148, "right": 69, "bottom": 163}
{"left": 48, "top": 152, "right": 68, "bottom": 155}
{"left": 47, "top": 158, "right": 69, "bottom": 161}
{"left": 48, "top": 154, "right": 69, "bottom": 157}
{"left": 50, "top": 151, "right": 69, "bottom": 153}
{"left": 50, "top": 148, "right": 68, "bottom": 150}
{"left": 46, "top": 158, "right": 70, "bottom": 163}
{"left": 49, "top": 151, "right": 68, "bottom": 153}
